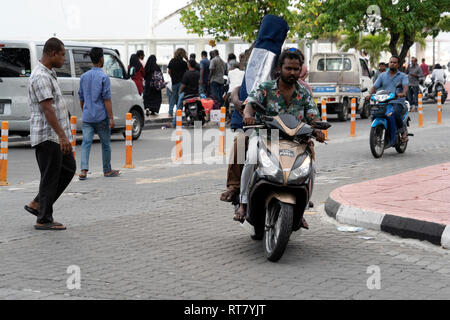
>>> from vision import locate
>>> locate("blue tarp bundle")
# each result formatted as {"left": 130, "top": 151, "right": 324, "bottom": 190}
{"left": 230, "top": 15, "right": 289, "bottom": 130}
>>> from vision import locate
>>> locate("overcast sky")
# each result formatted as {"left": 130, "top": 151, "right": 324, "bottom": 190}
{"left": 0, "top": 0, "right": 190, "bottom": 40}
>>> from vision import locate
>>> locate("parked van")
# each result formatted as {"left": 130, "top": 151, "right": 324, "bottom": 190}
{"left": 309, "top": 52, "right": 373, "bottom": 121}
{"left": 0, "top": 40, "right": 145, "bottom": 139}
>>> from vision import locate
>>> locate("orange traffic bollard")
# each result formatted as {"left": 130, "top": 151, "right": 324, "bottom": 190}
{"left": 70, "top": 116, "right": 77, "bottom": 158}
{"left": 321, "top": 99, "right": 328, "bottom": 140}
{"left": 219, "top": 107, "right": 226, "bottom": 155}
{"left": 0, "top": 121, "right": 9, "bottom": 186}
{"left": 175, "top": 109, "right": 183, "bottom": 161}
{"left": 350, "top": 98, "right": 357, "bottom": 137}
{"left": 437, "top": 92, "right": 442, "bottom": 125}
{"left": 418, "top": 94, "right": 424, "bottom": 128}
{"left": 123, "top": 113, "right": 135, "bottom": 168}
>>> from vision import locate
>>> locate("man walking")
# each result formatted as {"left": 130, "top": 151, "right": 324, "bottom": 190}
{"left": 199, "top": 51, "right": 210, "bottom": 95}
{"left": 78, "top": 47, "right": 120, "bottom": 180}
{"left": 406, "top": 57, "right": 423, "bottom": 112}
{"left": 420, "top": 58, "right": 430, "bottom": 78}
{"left": 209, "top": 50, "right": 226, "bottom": 107}
{"left": 25, "top": 38, "right": 76, "bottom": 231}
{"left": 168, "top": 48, "right": 188, "bottom": 118}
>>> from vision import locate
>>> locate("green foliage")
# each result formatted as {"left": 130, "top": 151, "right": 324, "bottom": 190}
{"left": 337, "top": 32, "right": 361, "bottom": 52}
{"left": 438, "top": 15, "right": 450, "bottom": 32}
{"left": 180, "top": 0, "right": 449, "bottom": 62}
{"left": 295, "top": 0, "right": 450, "bottom": 62}
{"left": 180, "top": 0, "right": 296, "bottom": 42}
{"left": 359, "top": 34, "right": 390, "bottom": 67}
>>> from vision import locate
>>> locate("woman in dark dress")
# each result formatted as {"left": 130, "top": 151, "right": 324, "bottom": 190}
{"left": 143, "top": 55, "right": 163, "bottom": 116}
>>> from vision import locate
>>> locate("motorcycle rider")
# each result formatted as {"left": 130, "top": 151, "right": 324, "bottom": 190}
{"left": 431, "top": 64, "right": 447, "bottom": 86}
{"left": 234, "top": 49, "right": 325, "bottom": 223}
{"left": 170, "top": 59, "right": 200, "bottom": 128}
{"left": 366, "top": 55, "right": 409, "bottom": 143}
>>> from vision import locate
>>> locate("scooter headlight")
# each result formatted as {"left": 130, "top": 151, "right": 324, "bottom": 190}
{"left": 257, "top": 148, "right": 283, "bottom": 183}
{"left": 288, "top": 155, "right": 312, "bottom": 184}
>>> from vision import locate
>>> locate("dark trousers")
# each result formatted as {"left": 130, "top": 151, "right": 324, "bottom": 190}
{"left": 407, "top": 85, "right": 419, "bottom": 106}
{"left": 210, "top": 81, "right": 224, "bottom": 107}
{"left": 34, "top": 141, "right": 76, "bottom": 224}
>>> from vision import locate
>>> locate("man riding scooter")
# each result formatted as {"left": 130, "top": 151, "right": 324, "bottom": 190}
{"left": 366, "top": 55, "right": 409, "bottom": 143}
{"left": 235, "top": 49, "right": 325, "bottom": 223}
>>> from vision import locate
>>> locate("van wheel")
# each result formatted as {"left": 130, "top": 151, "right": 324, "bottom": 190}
{"left": 131, "top": 109, "right": 143, "bottom": 140}
{"left": 122, "top": 109, "right": 143, "bottom": 140}
{"left": 360, "top": 100, "right": 371, "bottom": 119}
{"left": 337, "top": 102, "right": 349, "bottom": 121}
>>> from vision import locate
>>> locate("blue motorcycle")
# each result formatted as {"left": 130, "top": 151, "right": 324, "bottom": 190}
{"left": 369, "top": 90, "right": 412, "bottom": 158}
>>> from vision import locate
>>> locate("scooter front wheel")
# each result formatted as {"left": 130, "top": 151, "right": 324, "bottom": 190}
{"left": 370, "top": 126, "right": 385, "bottom": 158}
{"left": 395, "top": 131, "right": 408, "bottom": 154}
{"left": 264, "top": 200, "right": 294, "bottom": 262}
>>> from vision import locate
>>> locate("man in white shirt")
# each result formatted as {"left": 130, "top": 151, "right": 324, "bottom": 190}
{"left": 227, "top": 62, "right": 245, "bottom": 94}
{"left": 223, "top": 62, "right": 245, "bottom": 115}
{"left": 431, "top": 64, "right": 447, "bottom": 84}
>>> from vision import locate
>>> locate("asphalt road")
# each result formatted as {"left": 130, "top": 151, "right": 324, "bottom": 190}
{"left": 0, "top": 102, "right": 449, "bottom": 300}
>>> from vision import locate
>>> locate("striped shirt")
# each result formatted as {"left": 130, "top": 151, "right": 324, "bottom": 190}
{"left": 28, "top": 62, "right": 72, "bottom": 147}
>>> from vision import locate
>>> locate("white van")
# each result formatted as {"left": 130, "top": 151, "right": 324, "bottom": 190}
{"left": 0, "top": 40, "right": 145, "bottom": 139}
{"left": 309, "top": 53, "right": 373, "bottom": 121}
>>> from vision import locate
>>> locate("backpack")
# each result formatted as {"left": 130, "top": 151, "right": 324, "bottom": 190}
{"left": 152, "top": 71, "right": 166, "bottom": 91}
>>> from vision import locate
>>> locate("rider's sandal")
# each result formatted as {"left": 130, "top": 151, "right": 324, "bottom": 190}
{"left": 233, "top": 206, "right": 246, "bottom": 223}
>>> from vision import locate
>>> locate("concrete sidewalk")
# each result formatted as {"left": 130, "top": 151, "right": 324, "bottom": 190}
{"left": 325, "top": 163, "right": 450, "bottom": 248}
{"left": 143, "top": 103, "right": 172, "bottom": 129}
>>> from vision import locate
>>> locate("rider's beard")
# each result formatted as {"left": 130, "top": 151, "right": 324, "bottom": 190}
{"left": 281, "top": 74, "right": 298, "bottom": 85}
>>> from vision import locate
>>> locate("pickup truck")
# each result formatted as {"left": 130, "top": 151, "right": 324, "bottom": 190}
{"left": 308, "top": 52, "right": 373, "bottom": 121}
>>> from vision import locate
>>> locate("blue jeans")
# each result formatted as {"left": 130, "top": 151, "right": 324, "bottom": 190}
{"left": 392, "top": 103, "right": 406, "bottom": 132}
{"left": 210, "top": 81, "right": 224, "bottom": 107}
{"left": 169, "top": 82, "right": 181, "bottom": 117}
{"left": 172, "top": 92, "right": 185, "bottom": 127}
{"left": 81, "top": 119, "right": 112, "bottom": 174}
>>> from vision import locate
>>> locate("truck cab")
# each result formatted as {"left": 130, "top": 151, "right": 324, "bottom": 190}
{"left": 309, "top": 52, "right": 373, "bottom": 121}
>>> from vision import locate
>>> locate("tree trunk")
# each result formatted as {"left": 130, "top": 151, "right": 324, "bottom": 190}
{"left": 398, "top": 31, "right": 415, "bottom": 66}
{"left": 389, "top": 31, "right": 400, "bottom": 57}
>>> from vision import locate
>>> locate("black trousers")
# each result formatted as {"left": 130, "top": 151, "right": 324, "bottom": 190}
{"left": 34, "top": 141, "right": 76, "bottom": 224}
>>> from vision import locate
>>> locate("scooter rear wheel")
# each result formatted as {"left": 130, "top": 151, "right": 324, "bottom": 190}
{"left": 395, "top": 132, "right": 408, "bottom": 154}
{"left": 370, "top": 126, "right": 385, "bottom": 158}
{"left": 263, "top": 200, "right": 294, "bottom": 262}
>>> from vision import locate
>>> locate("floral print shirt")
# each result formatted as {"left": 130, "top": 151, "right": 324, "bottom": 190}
{"left": 244, "top": 79, "right": 320, "bottom": 124}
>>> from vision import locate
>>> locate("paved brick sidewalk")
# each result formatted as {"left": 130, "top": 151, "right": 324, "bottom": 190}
{"left": 326, "top": 163, "right": 450, "bottom": 248}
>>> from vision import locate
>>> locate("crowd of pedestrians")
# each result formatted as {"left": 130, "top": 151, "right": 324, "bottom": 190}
{"left": 124, "top": 46, "right": 256, "bottom": 127}
{"left": 24, "top": 35, "right": 308, "bottom": 231}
